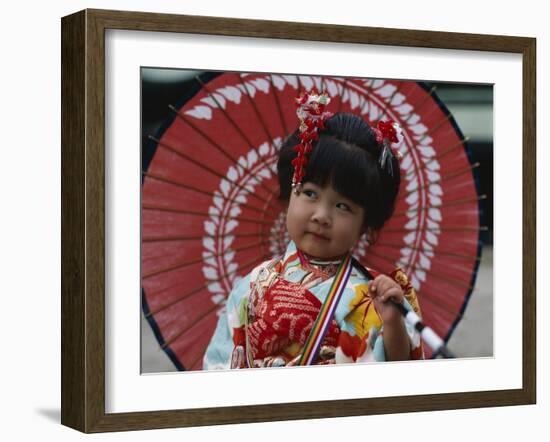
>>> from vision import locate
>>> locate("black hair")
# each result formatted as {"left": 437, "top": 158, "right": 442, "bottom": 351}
{"left": 277, "top": 112, "right": 401, "bottom": 241}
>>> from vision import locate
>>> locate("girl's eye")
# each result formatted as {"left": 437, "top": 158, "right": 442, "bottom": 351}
{"left": 337, "top": 202, "right": 351, "bottom": 211}
{"left": 303, "top": 189, "right": 317, "bottom": 198}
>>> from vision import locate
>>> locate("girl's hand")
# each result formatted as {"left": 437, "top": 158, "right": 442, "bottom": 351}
{"left": 369, "top": 275, "right": 405, "bottom": 325}
{"left": 369, "top": 274, "right": 411, "bottom": 361}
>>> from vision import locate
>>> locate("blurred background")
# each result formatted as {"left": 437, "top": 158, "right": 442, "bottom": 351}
{"left": 140, "top": 69, "right": 493, "bottom": 372}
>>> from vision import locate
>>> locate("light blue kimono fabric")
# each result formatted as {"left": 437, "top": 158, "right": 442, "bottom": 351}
{"left": 203, "top": 241, "right": 420, "bottom": 370}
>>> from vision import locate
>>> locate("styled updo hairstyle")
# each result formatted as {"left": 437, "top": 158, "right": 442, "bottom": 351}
{"left": 277, "top": 112, "right": 401, "bottom": 243}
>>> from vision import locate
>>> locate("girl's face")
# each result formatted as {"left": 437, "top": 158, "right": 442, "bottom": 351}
{"left": 286, "top": 181, "right": 366, "bottom": 260}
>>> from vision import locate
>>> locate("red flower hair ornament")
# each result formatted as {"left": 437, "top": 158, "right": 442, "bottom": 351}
{"left": 373, "top": 120, "right": 404, "bottom": 177}
{"left": 292, "top": 91, "right": 333, "bottom": 194}
{"left": 291, "top": 91, "right": 404, "bottom": 195}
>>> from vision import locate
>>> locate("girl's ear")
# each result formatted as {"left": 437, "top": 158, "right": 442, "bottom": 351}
{"left": 361, "top": 225, "right": 378, "bottom": 245}
{"left": 365, "top": 228, "right": 379, "bottom": 245}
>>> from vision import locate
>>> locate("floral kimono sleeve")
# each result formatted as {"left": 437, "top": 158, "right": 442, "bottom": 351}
{"left": 390, "top": 268, "right": 424, "bottom": 359}
{"left": 336, "top": 267, "right": 424, "bottom": 363}
{"left": 202, "top": 272, "right": 252, "bottom": 370}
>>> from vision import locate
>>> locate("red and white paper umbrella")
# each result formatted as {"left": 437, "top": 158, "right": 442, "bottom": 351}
{"left": 141, "top": 72, "right": 483, "bottom": 369}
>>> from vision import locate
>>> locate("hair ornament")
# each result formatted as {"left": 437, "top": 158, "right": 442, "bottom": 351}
{"left": 292, "top": 90, "right": 333, "bottom": 194}
{"left": 374, "top": 120, "right": 403, "bottom": 177}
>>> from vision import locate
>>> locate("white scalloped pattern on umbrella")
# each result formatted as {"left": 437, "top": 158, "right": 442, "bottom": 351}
{"left": 202, "top": 138, "right": 280, "bottom": 314}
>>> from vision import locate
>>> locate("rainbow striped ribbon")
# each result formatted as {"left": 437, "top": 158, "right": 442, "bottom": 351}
{"left": 298, "top": 254, "right": 353, "bottom": 366}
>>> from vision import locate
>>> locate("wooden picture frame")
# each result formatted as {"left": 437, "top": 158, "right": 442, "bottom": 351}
{"left": 61, "top": 8, "right": 536, "bottom": 433}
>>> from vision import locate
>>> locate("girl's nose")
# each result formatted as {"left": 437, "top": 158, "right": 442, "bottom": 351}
{"left": 312, "top": 206, "right": 331, "bottom": 226}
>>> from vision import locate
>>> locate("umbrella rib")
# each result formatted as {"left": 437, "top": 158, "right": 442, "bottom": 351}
{"left": 189, "top": 347, "right": 209, "bottom": 371}
{"left": 145, "top": 253, "right": 272, "bottom": 317}
{"left": 401, "top": 262, "right": 473, "bottom": 291}
{"left": 404, "top": 137, "right": 471, "bottom": 179}
{"left": 268, "top": 74, "right": 289, "bottom": 137}
{"left": 442, "top": 161, "right": 481, "bottom": 181}
{"left": 298, "top": 75, "right": 324, "bottom": 97}
{"left": 319, "top": 76, "right": 331, "bottom": 107}
{"left": 296, "top": 74, "right": 339, "bottom": 109}
{"left": 410, "top": 290, "right": 458, "bottom": 323}
{"left": 365, "top": 250, "right": 473, "bottom": 315}
{"left": 340, "top": 78, "right": 353, "bottom": 114}
{"left": 143, "top": 234, "right": 207, "bottom": 244}
{"left": 149, "top": 135, "right": 280, "bottom": 214}
{"left": 402, "top": 85, "right": 438, "bottom": 124}
{"left": 320, "top": 76, "right": 328, "bottom": 94}
{"left": 237, "top": 73, "right": 276, "bottom": 142}
{"left": 387, "top": 111, "right": 454, "bottom": 167}
{"left": 143, "top": 231, "right": 269, "bottom": 245}
{"left": 397, "top": 162, "right": 481, "bottom": 202}
{"left": 142, "top": 239, "right": 270, "bottom": 266}
{"left": 143, "top": 239, "right": 271, "bottom": 279}
{"left": 383, "top": 225, "right": 488, "bottom": 233}
{"left": 166, "top": 106, "right": 278, "bottom": 197}
{"left": 296, "top": 75, "right": 308, "bottom": 100}
{"left": 142, "top": 203, "right": 273, "bottom": 226}
{"left": 168, "top": 104, "right": 237, "bottom": 165}
{"left": 382, "top": 80, "right": 419, "bottom": 123}
{"left": 296, "top": 74, "right": 304, "bottom": 94}
{"left": 393, "top": 194, "right": 487, "bottom": 217}
{"left": 162, "top": 302, "right": 219, "bottom": 349}
{"left": 367, "top": 248, "right": 473, "bottom": 290}
{"left": 183, "top": 78, "right": 279, "bottom": 197}
{"left": 372, "top": 239, "right": 483, "bottom": 261}
{"left": 378, "top": 81, "right": 404, "bottom": 121}
{"left": 322, "top": 76, "right": 345, "bottom": 115}
{"left": 143, "top": 171, "right": 275, "bottom": 217}
{"left": 334, "top": 78, "right": 345, "bottom": 113}
{"left": 195, "top": 75, "right": 257, "bottom": 148}
{"left": 401, "top": 133, "right": 469, "bottom": 177}
{"left": 313, "top": 76, "right": 324, "bottom": 92}
{"left": 416, "top": 114, "right": 454, "bottom": 144}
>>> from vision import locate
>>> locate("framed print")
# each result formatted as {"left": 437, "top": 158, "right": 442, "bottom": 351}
{"left": 61, "top": 8, "right": 536, "bottom": 433}
{"left": 139, "top": 72, "right": 495, "bottom": 374}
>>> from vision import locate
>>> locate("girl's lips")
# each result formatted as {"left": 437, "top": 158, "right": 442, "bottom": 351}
{"left": 308, "top": 232, "right": 330, "bottom": 241}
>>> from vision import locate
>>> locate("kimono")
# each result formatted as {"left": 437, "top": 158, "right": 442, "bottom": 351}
{"left": 203, "top": 240, "right": 424, "bottom": 370}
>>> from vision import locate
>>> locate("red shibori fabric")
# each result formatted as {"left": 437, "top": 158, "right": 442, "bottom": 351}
{"left": 243, "top": 278, "right": 340, "bottom": 361}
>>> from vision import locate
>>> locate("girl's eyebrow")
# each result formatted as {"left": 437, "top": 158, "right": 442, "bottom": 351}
{"left": 302, "top": 183, "right": 321, "bottom": 192}
{"left": 333, "top": 192, "right": 354, "bottom": 204}
{"left": 336, "top": 195, "right": 361, "bottom": 210}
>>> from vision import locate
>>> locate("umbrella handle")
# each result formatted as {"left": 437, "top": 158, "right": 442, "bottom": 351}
{"left": 389, "top": 299, "right": 456, "bottom": 359}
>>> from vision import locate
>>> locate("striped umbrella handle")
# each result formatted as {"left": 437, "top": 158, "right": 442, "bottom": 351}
{"left": 389, "top": 299, "right": 456, "bottom": 359}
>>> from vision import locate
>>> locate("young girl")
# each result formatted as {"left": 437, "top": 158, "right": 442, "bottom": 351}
{"left": 203, "top": 92, "right": 424, "bottom": 369}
